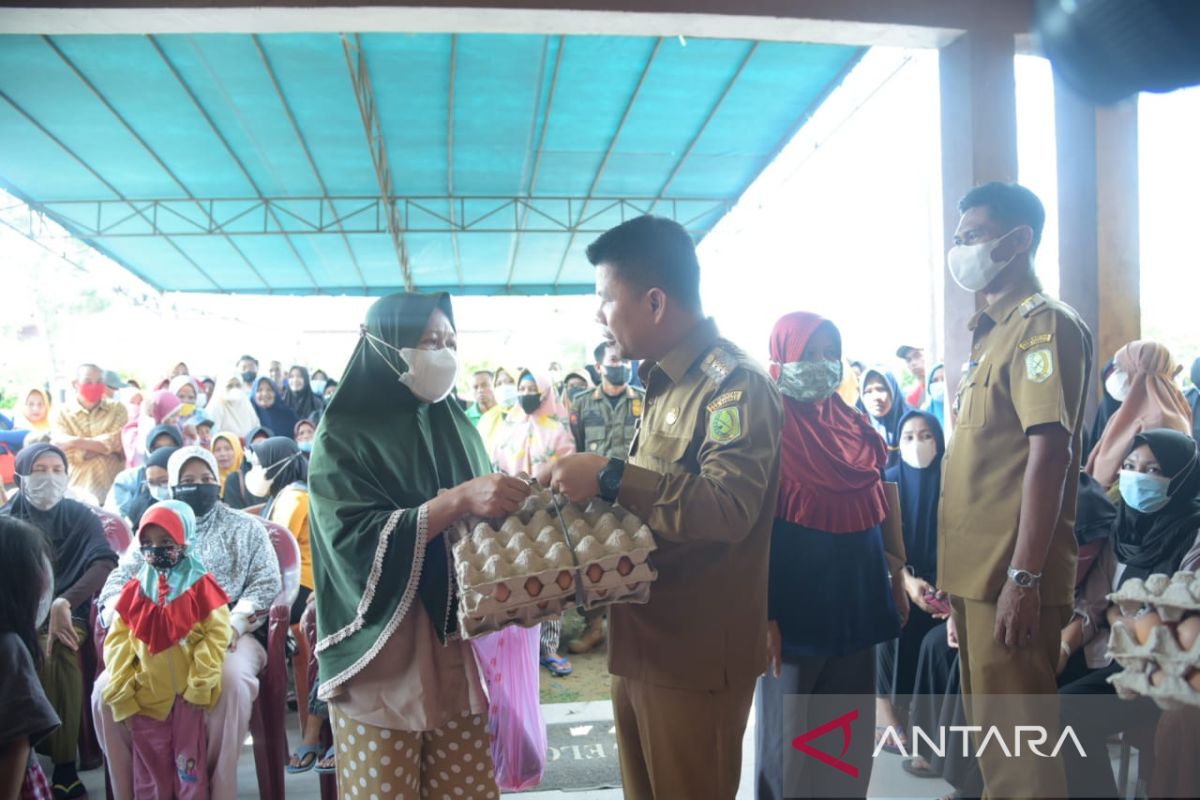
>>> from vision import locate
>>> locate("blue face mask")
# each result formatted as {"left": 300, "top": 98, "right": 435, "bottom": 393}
{"left": 1118, "top": 470, "right": 1171, "bottom": 514}
{"left": 298, "top": 441, "right": 314, "bottom": 454}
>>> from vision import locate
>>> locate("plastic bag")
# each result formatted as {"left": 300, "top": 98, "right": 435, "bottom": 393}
{"left": 471, "top": 623, "right": 547, "bottom": 790}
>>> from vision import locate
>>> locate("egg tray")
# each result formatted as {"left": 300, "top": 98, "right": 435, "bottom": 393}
{"left": 451, "top": 490, "right": 658, "bottom": 638}
{"left": 1108, "top": 669, "right": 1200, "bottom": 711}
{"left": 1107, "top": 622, "right": 1200, "bottom": 675}
{"left": 1108, "top": 571, "right": 1200, "bottom": 622}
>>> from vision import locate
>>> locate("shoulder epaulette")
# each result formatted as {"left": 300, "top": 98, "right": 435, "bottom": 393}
{"left": 1019, "top": 294, "right": 1049, "bottom": 318}
{"left": 700, "top": 346, "right": 738, "bottom": 388}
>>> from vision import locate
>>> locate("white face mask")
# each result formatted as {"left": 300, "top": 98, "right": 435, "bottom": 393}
{"left": 495, "top": 383, "right": 518, "bottom": 408}
{"left": 929, "top": 382, "right": 946, "bottom": 402}
{"left": 22, "top": 472, "right": 68, "bottom": 511}
{"left": 149, "top": 484, "right": 171, "bottom": 501}
{"left": 36, "top": 555, "right": 55, "bottom": 628}
{"left": 397, "top": 347, "right": 458, "bottom": 404}
{"left": 362, "top": 329, "right": 459, "bottom": 404}
{"left": 900, "top": 438, "right": 939, "bottom": 470}
{"left": 1105, "top": 368, "right": 1131, "bottom": 403}
{"left": 225, "top": 387, "right": 244, "bottom": 403}
{"left": 245, "top": 464, "right": 275, "bottom": 497}
{"left": 196, "top": 391, "right": 208, "bottom": 409}
{"left": 947, "top": 228, "right": 1021, "bottom": 292}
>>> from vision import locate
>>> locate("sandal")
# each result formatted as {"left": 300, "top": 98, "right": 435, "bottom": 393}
{"left": 902, "top": 756, "right": 940, "bottom": 778}
{"left": 287, "top": 744, "right": 322, "bottom": 774}
{"left": 875, "top": 724, "right": 909, "bottom": 756}
{"left": 51, "top": 780, "right": 86, "bottom": 800}
{"left": 541, "top": 654, "right": 573, "bottom": 677}
{"left": 315, "top": 746, "right": 337, "bottom": 775}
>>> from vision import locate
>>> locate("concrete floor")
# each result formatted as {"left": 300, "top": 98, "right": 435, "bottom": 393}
{"left": 76, "top": 699, "right": 959, "bottom": 799}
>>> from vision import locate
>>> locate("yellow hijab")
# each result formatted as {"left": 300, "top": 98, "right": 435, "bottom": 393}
{"left": 211, "top": 431, "right": 245, "bottom": 497}
{"left": 15, "top": 387, "right": 53, "bottom": 431}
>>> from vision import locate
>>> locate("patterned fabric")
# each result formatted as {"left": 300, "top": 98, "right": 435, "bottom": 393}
{"left": 20, "top": 761, "right": 51, "bottom": 800}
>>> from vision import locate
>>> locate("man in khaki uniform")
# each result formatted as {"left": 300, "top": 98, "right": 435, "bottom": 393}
{"left": 51, "top": 363, "right": 129, "bottom": 503}
{"left": 939, "top": 183, "right": 1093, "bottom": 799}
{"left": 540, "top": 215, "right": 783, "bottom": 800}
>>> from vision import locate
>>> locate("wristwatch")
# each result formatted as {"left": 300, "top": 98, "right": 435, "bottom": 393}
{"left": 1007, "top": 566, "right": 1042, "bottom": 588}
{"left": 597, "top": 458, "right": 626, "bottom": 503}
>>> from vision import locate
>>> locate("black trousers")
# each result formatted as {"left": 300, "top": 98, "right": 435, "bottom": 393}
{"left": 876, "top": 605, "right": 941, "bottom": 702}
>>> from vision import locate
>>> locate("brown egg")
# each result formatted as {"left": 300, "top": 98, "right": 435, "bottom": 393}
{"left": 586, "top": 564, "right": 604, "bottom": 584}
{"left": 1135, "top": 610, "right": 1163, "bottom": 645}
{"left": 1188, "top": 669, "right": 1200, "bottom": 691}
{"left": 494, "top": 583, "right": 511, "bottom": 603}
{"left": 555, "top": 571, "right": 573, "bottom": 591}
{"left": 524, "top": 576, "right": 544, "bottom": 598}
{"left": 1151, "top": 669, "right": 1167, "bottom": 687}
{"left": 1176, "top": 615, "right": 1200, "bottom": 651}
{"left": 617, "top": 556, "right": 635, "bottom": 577}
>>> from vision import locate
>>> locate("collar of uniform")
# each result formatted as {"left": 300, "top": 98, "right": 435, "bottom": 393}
{"left": 969, "top": 273, "right": 1043, "bottom": 331}
{"left": 649, "top": 317, "right": 720, "bottom": 385}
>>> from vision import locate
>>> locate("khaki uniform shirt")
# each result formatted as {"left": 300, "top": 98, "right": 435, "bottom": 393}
{"left": 568, "top": 384, "right": 644, "bottom": 460}
{"left": 52, "top": 398, "right": 128, "bottom": 504}
{"left": 611, "top": 318, "right": 783, "bottom": 692}
{"left": 938, "top": 276, "right": 1093, "bottom": 608}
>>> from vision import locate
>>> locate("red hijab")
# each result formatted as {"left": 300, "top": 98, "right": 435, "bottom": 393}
{"left": 770, "top": 312, "right": 889, "bottom": 533}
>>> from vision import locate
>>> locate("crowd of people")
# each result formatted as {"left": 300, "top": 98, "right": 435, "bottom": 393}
{"left": 2, "top": 181, "right": 1200, "bottom": 800}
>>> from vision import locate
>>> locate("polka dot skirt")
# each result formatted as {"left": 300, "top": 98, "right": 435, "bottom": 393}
{"left": 331, "top": 707, "right": 498, "bottom": 800}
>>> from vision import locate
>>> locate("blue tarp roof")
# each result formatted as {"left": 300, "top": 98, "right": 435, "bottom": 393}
{"left": 0, "top": 32, "right": 860, "bottom": 295}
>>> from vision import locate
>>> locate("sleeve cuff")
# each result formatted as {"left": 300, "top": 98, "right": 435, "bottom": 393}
{"left": 615, "top": 463, "right": 659, "bottom": 520}
{"left": 230, "top": 613, "right": 251, "bottom": 637}
{"left": 109, "top": 694, "right": 139, "bottom": 723}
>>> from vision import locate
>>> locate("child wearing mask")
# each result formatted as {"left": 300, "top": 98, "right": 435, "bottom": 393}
{"left": 101, "top": 500, "right": 231, "bottom": 800}
{"left": 249, "top": 437, "right": 312, "bottom": 624}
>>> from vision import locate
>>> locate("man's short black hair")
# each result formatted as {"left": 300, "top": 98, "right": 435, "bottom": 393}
{"left": 238, "top": 354, "right": 258, "bottom": 366}
{"left": 586, "top": 215, "right": 702, "bottom": 309}
{"left": 958, "top": 182, "right": 1046, "bottom": 254}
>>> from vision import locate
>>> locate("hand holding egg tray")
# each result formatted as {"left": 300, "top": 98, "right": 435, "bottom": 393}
{"left": 450, "top": 488, "right": 659, "bottom": 638}
{"left": 1105, "top": 570, "right": 1200, "bottom": 709}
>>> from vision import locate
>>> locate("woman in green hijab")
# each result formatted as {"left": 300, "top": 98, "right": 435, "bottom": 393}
{"left": 308, "top": 293, "right": 531, "bottom": 798}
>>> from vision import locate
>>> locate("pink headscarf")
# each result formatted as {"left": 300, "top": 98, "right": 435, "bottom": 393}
{"left": 490, "top": 369, "right": 576, "bottom": 476}
{"left": 121, "top": 391, "right": 183, "bottom": 468}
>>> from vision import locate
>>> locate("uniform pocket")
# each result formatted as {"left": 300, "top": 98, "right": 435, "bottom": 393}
{"left": 956, "top": 363, "right": 991, "bottom": 429}
{"left": 635, "top": 433, "right": 691, "bottom": 470}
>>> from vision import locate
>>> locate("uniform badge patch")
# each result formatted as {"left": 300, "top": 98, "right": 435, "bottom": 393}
{"left": 1025, "top": 348, "right": 1054, "bottom": 384}
{"left": 1019, "top": 333, "right": 1053, "bottom": 351}
{"left": 709, "top": 406, "right": 742, "bottom": 443}
{"left": 631, "top": 398, "right": 643, "bottom": 418}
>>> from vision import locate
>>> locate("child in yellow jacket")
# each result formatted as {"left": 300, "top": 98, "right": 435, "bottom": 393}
{"left": 102, "top": 500, "right": 230, "bottom": 799}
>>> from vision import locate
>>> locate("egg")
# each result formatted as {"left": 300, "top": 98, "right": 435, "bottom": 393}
{"left": 1176, "top": 615, "right": 1200, "bottom": 651}
{"left": 1188, "top": 669, "right": 1200, "bottom": 691}
{"left": 555, "top": 571, "right": 573, "bottom": 591}
{"left": 586, "top": 563, "right": 605, "bottom": 584}
{"left": 617, "top": 556, "right": 635, "bottom": 577}
{"left": 1150, "top": 669, "right": 1167, "bottom": 687}
{"left": 493, "top": 583, "right": 511, "bottom": 603}
{"left": 1135, "top": 610, "right": 1163, "bottom": 645}
{"left": 524, "top": 576, "right": 544, "bottom": 598}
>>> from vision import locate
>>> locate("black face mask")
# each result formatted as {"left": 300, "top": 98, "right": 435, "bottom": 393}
{"left": 141, "top": 544, "right": 183, "bottom": 571}
{"left": 519, "top": 394, "right": 542, "bottom": 415}
{"left": 241, "top": 370, "right": 257, "bottom": 385}
{"left": 173, "top": 483, "right": 221, "bottom": 518}
{"left": 604, "top": 364, "right": 630, "bottom": 387}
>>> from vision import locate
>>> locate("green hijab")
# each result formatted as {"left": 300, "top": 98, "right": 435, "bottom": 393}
{"left": 309, "top": 292, "right": 491, "bottom": 696}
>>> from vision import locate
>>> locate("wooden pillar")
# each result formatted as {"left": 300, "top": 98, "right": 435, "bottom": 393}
{"left": 938, "top": 29, "right": 1018, "bottom": 429}
{"left": 1054, "top": 78, "right": 1139, "bottom": 417}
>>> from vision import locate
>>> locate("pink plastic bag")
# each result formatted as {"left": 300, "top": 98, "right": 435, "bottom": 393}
{"left": 471, "top": 624, "right": 547, "bottom": 790}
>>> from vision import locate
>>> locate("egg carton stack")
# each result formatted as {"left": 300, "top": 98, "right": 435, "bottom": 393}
{"left": 1106, "top": 571, "right": 1200, "bottom": 710}
{"left": 451, "top": 489, "right": 658, "bottom": 638}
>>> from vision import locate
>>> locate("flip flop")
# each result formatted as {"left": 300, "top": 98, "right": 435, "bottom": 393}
{"left": 51, "top": 780, "right": 86, "bottom": 800}
{"left": 902, "top": 757, "right": 941, "bottom": 779}
{"left": 287, "top": 744, "right": 322, "bottom": 774}
{"left": 541, "top": 654, "right": 573, "bottom": 677}
{"left": 315, "top": 746, "right": 338, "bottom": 775}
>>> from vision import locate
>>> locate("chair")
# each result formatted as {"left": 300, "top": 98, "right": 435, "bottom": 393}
{"left": 79, "top": 508, "right": 132, "bottom": 771}
{"left": 300, "top": 602, "right": 336, "bottom": 800}
{"left": 244, "top": 502, "right": 266, "bottom": 517}
{"left": 253, "top": 520, "right": 302, "bottom": 800}
{"left": 94, "top": 515, "right": 299, "bottom": 800}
